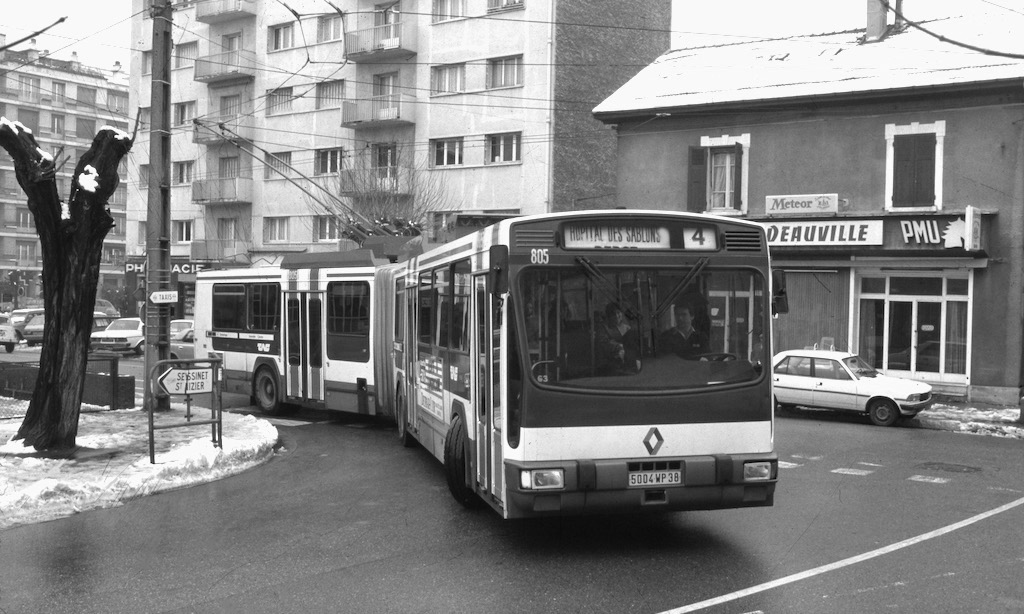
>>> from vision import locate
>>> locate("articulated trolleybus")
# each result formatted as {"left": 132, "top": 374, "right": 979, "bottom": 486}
{"left": 194, "top": 210, "right": 786, "bottom": 519}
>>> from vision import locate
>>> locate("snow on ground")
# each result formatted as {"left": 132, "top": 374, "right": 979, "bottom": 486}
{"left": 0, "top": 400, "right": 278, "bottom": 530}
{"left": 913, "top": 402, "right": 1024, "bottom": 440}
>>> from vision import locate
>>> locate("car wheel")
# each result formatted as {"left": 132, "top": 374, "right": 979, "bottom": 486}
{"left": 253, "top": 366, "right": 284, "bottom": 415}
{"left": 134, "top": 342, "right": 144, "bottom": 356}
{"left": 443, "top": 414, "right": 479, "bottom": 508}
{"left": 774, "top": 396, "right": 794, "bottom": 414}
{"left": 4, "top": 343, "right": 13, "bottom": 353}
{"left": 868, "top": 399, "right": 899, "bottom": 427}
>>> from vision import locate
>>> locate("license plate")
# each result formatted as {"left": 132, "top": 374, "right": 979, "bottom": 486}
{"left": 628, "top": 470, "right": 682, "bottom": 488}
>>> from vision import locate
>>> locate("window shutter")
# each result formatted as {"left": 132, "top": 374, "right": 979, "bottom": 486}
{"left": 687, "top": 146, "right": 707, "bottom": 212}
{"left": 913, "top": 133, "right": 936, "bottom": 205}
{"left": 893, "top": 133, "right": 936, "bottom": 206}
{"left": 732, "top": 142, "right": 743, "bottom": 210}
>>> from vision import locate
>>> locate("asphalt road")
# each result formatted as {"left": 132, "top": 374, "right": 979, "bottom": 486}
{"left": 1, "top": 409, "right": 1022, "bottom": 614}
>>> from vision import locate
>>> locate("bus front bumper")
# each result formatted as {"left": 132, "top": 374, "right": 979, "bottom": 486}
{"left": 504, "top": 454, "right": 777, "bottom": 519}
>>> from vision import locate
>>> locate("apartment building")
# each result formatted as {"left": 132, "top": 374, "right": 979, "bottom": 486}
{"left": 0, "top": 35, "right": 129, "bottom": 311}
{"left": 127, "top": 0, "right": 669, "bottom": 315}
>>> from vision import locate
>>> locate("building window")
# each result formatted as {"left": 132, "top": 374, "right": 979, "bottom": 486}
{"left": 270, "top": 23, "right": 295, "bottom": 51}
{"left": 77, "top": 86, "right": 96, "bottom": 107}
{"left": 173, "top": 41, "right": 198, "bottom": 68}
{"left": 142, "top": 51, "right": 153, "bottom": 75}
{"left": 173, "top": 101, "right": 196, "bottom": 126}
{"left": 487, "top": 55, "right": 523, "bottom": 89}
{"left": 17, "top": 76, "right": 41, "bottom": 100}
{"left": 139, "top": 107, "right": 151, "bottom": 129}
{"left": 315, "top": 80, "right": 345, "bottom": 109}
{"left": 17, "top": 108, "right": 39, "bottom": 133}
{"left": 431, "top": 138, "right": 464, "bottom": 167}
{"left": 317, "top": 15, "right": 342, "bottom": 42}
{"left": 488, "top": 0, "right": 523, "bottom": 9}
{"left": 173, "top": 220, "right": 193, "bottom": 243}
{"left": 107, "top": 91, "right": 129, "bottom": 115}
{"left": 688, "top": 134, "right": 749, "bottom": 214}
{"left": 267, "top": 87, "right": 294, "bottom": 115}
{"left": 50, "top": 114, "right": 65, "bottom": 136}
{"left": 137, "top": 221, "right": 147, "bottom": 245}
{"left": 17, "top": 242, "right": 36, "bottom": 263}
{"left": 431, "top": 64, "right": 465, "bottom": 95}
{"left": 264, "top": 217, "right": 288, "bottom": 242}
{"left": 886, "top": 120, "right": 944, "bottom": 211}
{"left": 219, "top": 156, "right": 241, "bottom": 178}
{"left": 315, "top": 148, "right": 343, "bottom": 175}
{"left": 218, "top": 217, "right": 236, "bottom": 240}
{"left": 17, "top": 208, "right": 32, "bottom": 229}
{"left": 316, "top": 216, "right": 341, "bottom": 241}
{"left": 173, "top": 161, "right": 194, "bottom": 185}
{"left": 433, "top": 0, "right": 465, "bottom": 21}
{"left": 52, "top": 81, "right": 66, "bottom": 102}
{"left": 76, "top": 118, "right": 96, "bottom": 139}
{"left": 265, "top": 151, "right": 292, "bottom": 179}
{"left": 139, "top": 164, "right": 150, "bottom": 188}
{"left": 486, "top": 132, "right": 521, "bottom": 164}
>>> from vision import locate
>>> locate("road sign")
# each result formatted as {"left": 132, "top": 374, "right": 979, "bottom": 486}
{"left": 158, "top": 367, "right": 215, "bottom": 396}
{"left": 149, "top": 290, "right": 179, "bottom": 304}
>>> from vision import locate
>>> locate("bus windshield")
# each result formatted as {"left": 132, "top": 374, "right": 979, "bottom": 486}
{"left": 517, "top": 264, "right": 767, "bottom": 391}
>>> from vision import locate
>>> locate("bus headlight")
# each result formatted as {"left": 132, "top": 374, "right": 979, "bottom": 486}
{"left": 743, "top": 461, "right": 773, "bottom": 481}
{"left": 520, "top": 469, "right": 565, "bottom": 490}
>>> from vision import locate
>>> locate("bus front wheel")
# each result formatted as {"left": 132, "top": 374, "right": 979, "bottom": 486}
{"left": 253, "top": 367, "right": 284, "bottom": 415}
{"left": 443, "top": 414, "right": 479, "bottom": 508}
{"left": 396, "top": 390, "right": 415, "bottom": 448}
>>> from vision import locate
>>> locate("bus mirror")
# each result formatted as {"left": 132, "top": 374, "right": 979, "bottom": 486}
{"left": 772, "top": 269, "right": 789, "bottom": 315}
{"left": 489, "top": 245, "right": 509, "bottom": 296}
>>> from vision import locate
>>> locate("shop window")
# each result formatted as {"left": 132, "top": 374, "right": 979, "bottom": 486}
{"left": 688, "top": 134, "right": 749, "bottom": 215}
{"left": 885, "top": 121, "right": 944, "bottom": 211}
{"left": 890, "top": 276, "right": 942, "bottom": 295}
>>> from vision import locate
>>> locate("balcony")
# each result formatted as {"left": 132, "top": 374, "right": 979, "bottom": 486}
{"left": 341, "top": 94, "right": 416, "bottom": 128}
{"left": 195, "top": 0, "right": 257, "bottom": 23}
{"left": 194, "top": 50, "right": 257, "bottom": 84}
{"left": 193, "top": 114, "right": 253, "bottom": 145}
{"left": 344, "top": 22, "right": 416, "bottom": 62}
{"left": 338, "top": 165, "right": 413, "bottom": 196}
{"left": 191, "top": 175, "right": 253, "bottom": 205}
{"left": 190, "top": 239, "right": 249, "bottom": 262}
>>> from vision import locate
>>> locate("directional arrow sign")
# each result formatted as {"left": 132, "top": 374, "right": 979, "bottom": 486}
{"left": 158, "top": 367, "right": 214, "bottom": 396}
{"left": 150, "top": 290, "right": 179, "bottom": 304}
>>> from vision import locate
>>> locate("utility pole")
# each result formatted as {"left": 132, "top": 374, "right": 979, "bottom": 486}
{"left": 145, "top": 0, "right": 172, "bottom": 412}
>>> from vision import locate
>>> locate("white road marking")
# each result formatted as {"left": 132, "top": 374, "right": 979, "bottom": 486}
{"left": 778, "top": 461, "right": 802, "bottom": 469}
{"left": 908, "top": 475, "right": 950, "bottom": 484}
{"left": 791, "top": 454, "right": 822, "bottom": 461}
{"left": 658, "top": 495, "right": 1024, "bottom": 614}
{"left": 857, "top": 461, "right": 884, "bottom": 467}
{"left": 831, "top": 467, "right": 874, "bottom": 476}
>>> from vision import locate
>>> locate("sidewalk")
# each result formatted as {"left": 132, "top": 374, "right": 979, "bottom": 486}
{"left": 906, "top": 398, "right": 1024, "bottom": 439}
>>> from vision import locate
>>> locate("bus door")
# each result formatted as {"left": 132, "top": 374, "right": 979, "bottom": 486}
{"left": 284, "top": 291, "right": 325, "bottom": 404}
{"left": 473, "top": 275, "right": 503, "bottom": 500}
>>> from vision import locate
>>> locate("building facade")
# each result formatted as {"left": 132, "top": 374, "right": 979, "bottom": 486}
{"left": 127, "top": 0, "right": 669, "bottom": 317}
{"left": 595, "top": 6, "right": 1024, "bottom": 403}
{"left": 0, "top": 35, "right": 129, "bottom": 311}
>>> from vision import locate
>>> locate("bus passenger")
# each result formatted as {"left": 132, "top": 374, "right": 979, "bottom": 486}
{"left": 659, "top": 305, "right": 710, "bottom": 359}
{"left": 597, "top": 303, "right": 638, "bottom": 373}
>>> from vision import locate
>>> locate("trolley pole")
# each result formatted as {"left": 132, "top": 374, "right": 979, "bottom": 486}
{"left": 145, "top": 0, "right": 173, "bottom": 412}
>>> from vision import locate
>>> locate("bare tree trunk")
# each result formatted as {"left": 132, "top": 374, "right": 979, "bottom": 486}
{"left": 0, "top": 119, "right": 133, "bottom": 451}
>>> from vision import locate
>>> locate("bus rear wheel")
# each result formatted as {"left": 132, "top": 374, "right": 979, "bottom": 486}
{"left": 443, "top": 414, "right": 479, "bottom": 508}
{"left": 253, "top": 367, "right": 284, "bottom": 415}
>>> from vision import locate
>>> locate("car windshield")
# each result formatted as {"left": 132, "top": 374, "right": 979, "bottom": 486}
{"left": 170, "top": 321, "right": 192, "bottom": 336}
{"left": 107, "top": 320, "right": 141, "bottom": 331}
{"left": 844, "top": 355, "right": 877, "bottom": 377}
{"left": 516, "top": 264, "right": 767, "bottom": 391}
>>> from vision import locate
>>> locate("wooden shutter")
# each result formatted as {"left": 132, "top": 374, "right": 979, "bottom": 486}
{"left": 687, "top": 146, "right": 707, "bottom": 212}
{"left": 893, "top": 133, "right": 936, "bottom": 206}
{"left": 732, "top": 142, "right": 743, "bottom": 209}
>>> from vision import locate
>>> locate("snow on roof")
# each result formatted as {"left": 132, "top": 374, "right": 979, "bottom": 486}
{"left": 594, "top": 11, "right": 1024, "bottom": 117}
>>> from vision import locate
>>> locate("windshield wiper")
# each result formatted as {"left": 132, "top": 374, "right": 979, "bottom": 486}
{"left": 575, "top": 256, "right": 640, "bottom": 320}
{"left": 654, "top": 257, "right": 709, "bottom": 319}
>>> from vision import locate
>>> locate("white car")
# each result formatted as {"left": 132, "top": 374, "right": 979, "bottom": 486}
{"left": 772, "top": 349, "right": 933, "bottom": 426}
{"left": 0, "top": 314, "right": 16, "bottom": 353}
{"left": 90, "top": 317, "right": 146, "bottom": 355}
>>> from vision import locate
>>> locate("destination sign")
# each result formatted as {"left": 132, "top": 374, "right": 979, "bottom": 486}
{"left": 562, "top": 224, "right": 671, "bottom": 250}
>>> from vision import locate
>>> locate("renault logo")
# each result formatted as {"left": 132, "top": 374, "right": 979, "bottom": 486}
{"left": 643, "top": 427, "right": 664, "bottom": 455}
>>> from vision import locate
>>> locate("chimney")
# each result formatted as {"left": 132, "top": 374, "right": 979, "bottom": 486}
{"left": 27, "top": 38, "right": 39, "bottom": 61}
{"left": 866, "top": 0, "right": 889, "bottom": 41}
{"left": 70, "top": 51, "right": 80, "bottom": 70}
{"left": 112, "top": 60, "right": 122, "bottom": 74}
{"left": 0, "top": 33, "right": 6, "bottom": 62}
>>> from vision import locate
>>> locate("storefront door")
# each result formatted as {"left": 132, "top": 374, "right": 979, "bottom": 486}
{"left": 886, "top": 300, "right": 941, "bottom": 373}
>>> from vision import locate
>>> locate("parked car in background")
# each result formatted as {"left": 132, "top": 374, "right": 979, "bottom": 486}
{"left": 94, "top": 298, "right": 121, "bottom": 318}
{"left": 9, "top": 308, "right": 45, "bottom": 342}
{"left": 0, "top": 314, "right": 16, "bottom": 352}
{"left": 772, "top": 349, "right": 933, "bottom": 426}
{"left": 23, "top": 312, "right": 115, "bottom": 347}
{"left": 90, "top": 317, "right": 145, "bottom": 355}
{"left": 169, "top": 319, "right": 195, "bottom": 360}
